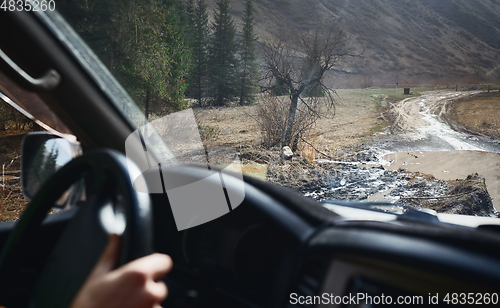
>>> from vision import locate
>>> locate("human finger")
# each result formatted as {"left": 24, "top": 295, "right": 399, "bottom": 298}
{"left": 146, "top": 279, "right": 168, "bottom": 302}
{"left": 89, "top": 234, "right": 122, "bottom": 279}
{"left": 123, "top": 253, "right": 173, "bottom": 281}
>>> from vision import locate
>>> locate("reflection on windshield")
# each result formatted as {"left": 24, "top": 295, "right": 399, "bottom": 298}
{"left": 125, "top": 109, "right": 245, "bottom": 231}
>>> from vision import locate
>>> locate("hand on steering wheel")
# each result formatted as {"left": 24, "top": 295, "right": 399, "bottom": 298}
{"left": 71, "top": 234, "right": 172, "bottom": 308}
{"left": 0, "top": 149, "right": 169, "bottom": 308}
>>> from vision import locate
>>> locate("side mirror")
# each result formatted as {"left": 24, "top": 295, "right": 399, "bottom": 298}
{"left": 21, "top": 132, "right": 81, "bottom": 201}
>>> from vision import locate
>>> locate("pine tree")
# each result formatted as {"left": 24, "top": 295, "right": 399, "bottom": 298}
{"left": 237, "top": 0, "right": 259, "bottom": 105}
{"left": 184, "top": 0, "right": 195, "bottom": 29}
{"left": 124, "top": 0, "right": 190, "bottom": 118}
{"left": 186, "top": 0, "right": 209, "bottom": 105}
{"left": 59, "top": 0, "right": 191, "bottom": 117}
{"left": 209, "top": 0, "right": 238, "bottom": 106}
{"left": 161, "top": 0, "right": 192, "bottom": 110}
{"left": 183, "top": 0, "right": 195, "bottom": 54}
{"left": 58, "top": 0, "right": 120, "bottom": 73}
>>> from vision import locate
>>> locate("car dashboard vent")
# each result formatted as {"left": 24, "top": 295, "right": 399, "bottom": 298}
{"left": 287, "top": 255, "right": 329, "bottom": 308}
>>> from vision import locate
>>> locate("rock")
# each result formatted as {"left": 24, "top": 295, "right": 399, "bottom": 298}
{"left": 282, "top": 146, "right": 293, "bottom": 160}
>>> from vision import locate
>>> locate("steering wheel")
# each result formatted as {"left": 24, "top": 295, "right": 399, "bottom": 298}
{"left": 0, "top": 149, "right": 153, "bottom": 308}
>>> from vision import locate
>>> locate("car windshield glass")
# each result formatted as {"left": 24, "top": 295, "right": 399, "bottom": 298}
{"left": 55, "top": 1, "right": 500, "bottom": 219}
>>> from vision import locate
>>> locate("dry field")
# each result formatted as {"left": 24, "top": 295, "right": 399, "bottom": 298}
{"left": 451, "top": 92, "right": 500, "bottom": 139}
{"left": 194, "top": 90, "right": 393, "bottom": 161}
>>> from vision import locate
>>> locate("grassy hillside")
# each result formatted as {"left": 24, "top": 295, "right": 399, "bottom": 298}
{"left": 208, "top": 0, "right": 500, "bottom": 87}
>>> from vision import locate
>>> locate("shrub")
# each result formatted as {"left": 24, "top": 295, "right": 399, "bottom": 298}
{"left": 256, "top": 93, "right": 319, "bottom": 150}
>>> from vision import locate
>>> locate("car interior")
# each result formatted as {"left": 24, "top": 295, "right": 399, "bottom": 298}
{"left": 1, "top": 8, "right": 500, "bottom": 308}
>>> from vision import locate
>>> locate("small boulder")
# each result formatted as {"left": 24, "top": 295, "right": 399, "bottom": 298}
{"left": 282, "top": 146, "right": 293, "bottom": 160}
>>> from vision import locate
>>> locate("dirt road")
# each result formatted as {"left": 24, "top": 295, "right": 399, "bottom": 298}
{"left": 381, "top": 90, "right": 500, "bottom": 153}
{"left": 373, "top": 90, "right": 500, "bottom": 211}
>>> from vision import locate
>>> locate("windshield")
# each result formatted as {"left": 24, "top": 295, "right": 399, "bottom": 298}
{"left": 54, "top": 0, "right": 500, "bottom": 219}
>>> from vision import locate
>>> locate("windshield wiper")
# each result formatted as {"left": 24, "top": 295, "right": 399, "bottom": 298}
{"left": 323, "top": 200, "right": 397, "bottom": 210}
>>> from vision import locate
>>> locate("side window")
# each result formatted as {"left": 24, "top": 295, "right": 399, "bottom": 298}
{"left": 0, "top": 102, "right": 28, "bottom": 221}
{"left": 0, "top": 72, "right": 76, "bottom": 221}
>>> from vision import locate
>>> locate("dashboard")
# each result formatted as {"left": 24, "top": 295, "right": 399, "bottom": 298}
{"left": 152, "top": 178, "right": 313, "bottom": 308}
{"left": 150, "top": 169, "right": 500, "bottom": 308}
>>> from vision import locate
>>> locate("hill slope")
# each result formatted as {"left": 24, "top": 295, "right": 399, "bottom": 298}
{"left": 207, "top": 0, "right": 500, "bottom": 87}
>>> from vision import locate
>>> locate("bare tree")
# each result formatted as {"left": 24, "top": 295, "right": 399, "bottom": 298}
{"left": 261, "top": 19, "right": 357, "bottom": 149}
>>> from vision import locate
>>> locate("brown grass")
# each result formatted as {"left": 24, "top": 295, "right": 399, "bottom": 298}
{"left": 0, "top": 129, "right": 28, "bottom": 221}
{"left": 193, "top": 105, "right": 261, "bottom": 148}
{"left": 299, "top": 134, "right": 316, "bottom": 163}
{"left": 452, "top": 92, "right": 500, "bottom": 139}
{"left": 194, "top": 92, "right": 387, "bottom": 161}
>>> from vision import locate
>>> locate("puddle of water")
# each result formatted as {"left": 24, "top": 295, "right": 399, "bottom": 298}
{"left": 384, "top": 150, "right": 500, "bottom": 211}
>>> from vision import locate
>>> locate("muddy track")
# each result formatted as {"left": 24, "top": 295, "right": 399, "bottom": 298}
{"left": 372, "top": 90, "right": 500, "bottom": 213}
{"left": 387, "top": 91, "right": 478, "bottom": 134}
{"left": 378, "top": 90, "right": 500, "bottom": 153}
